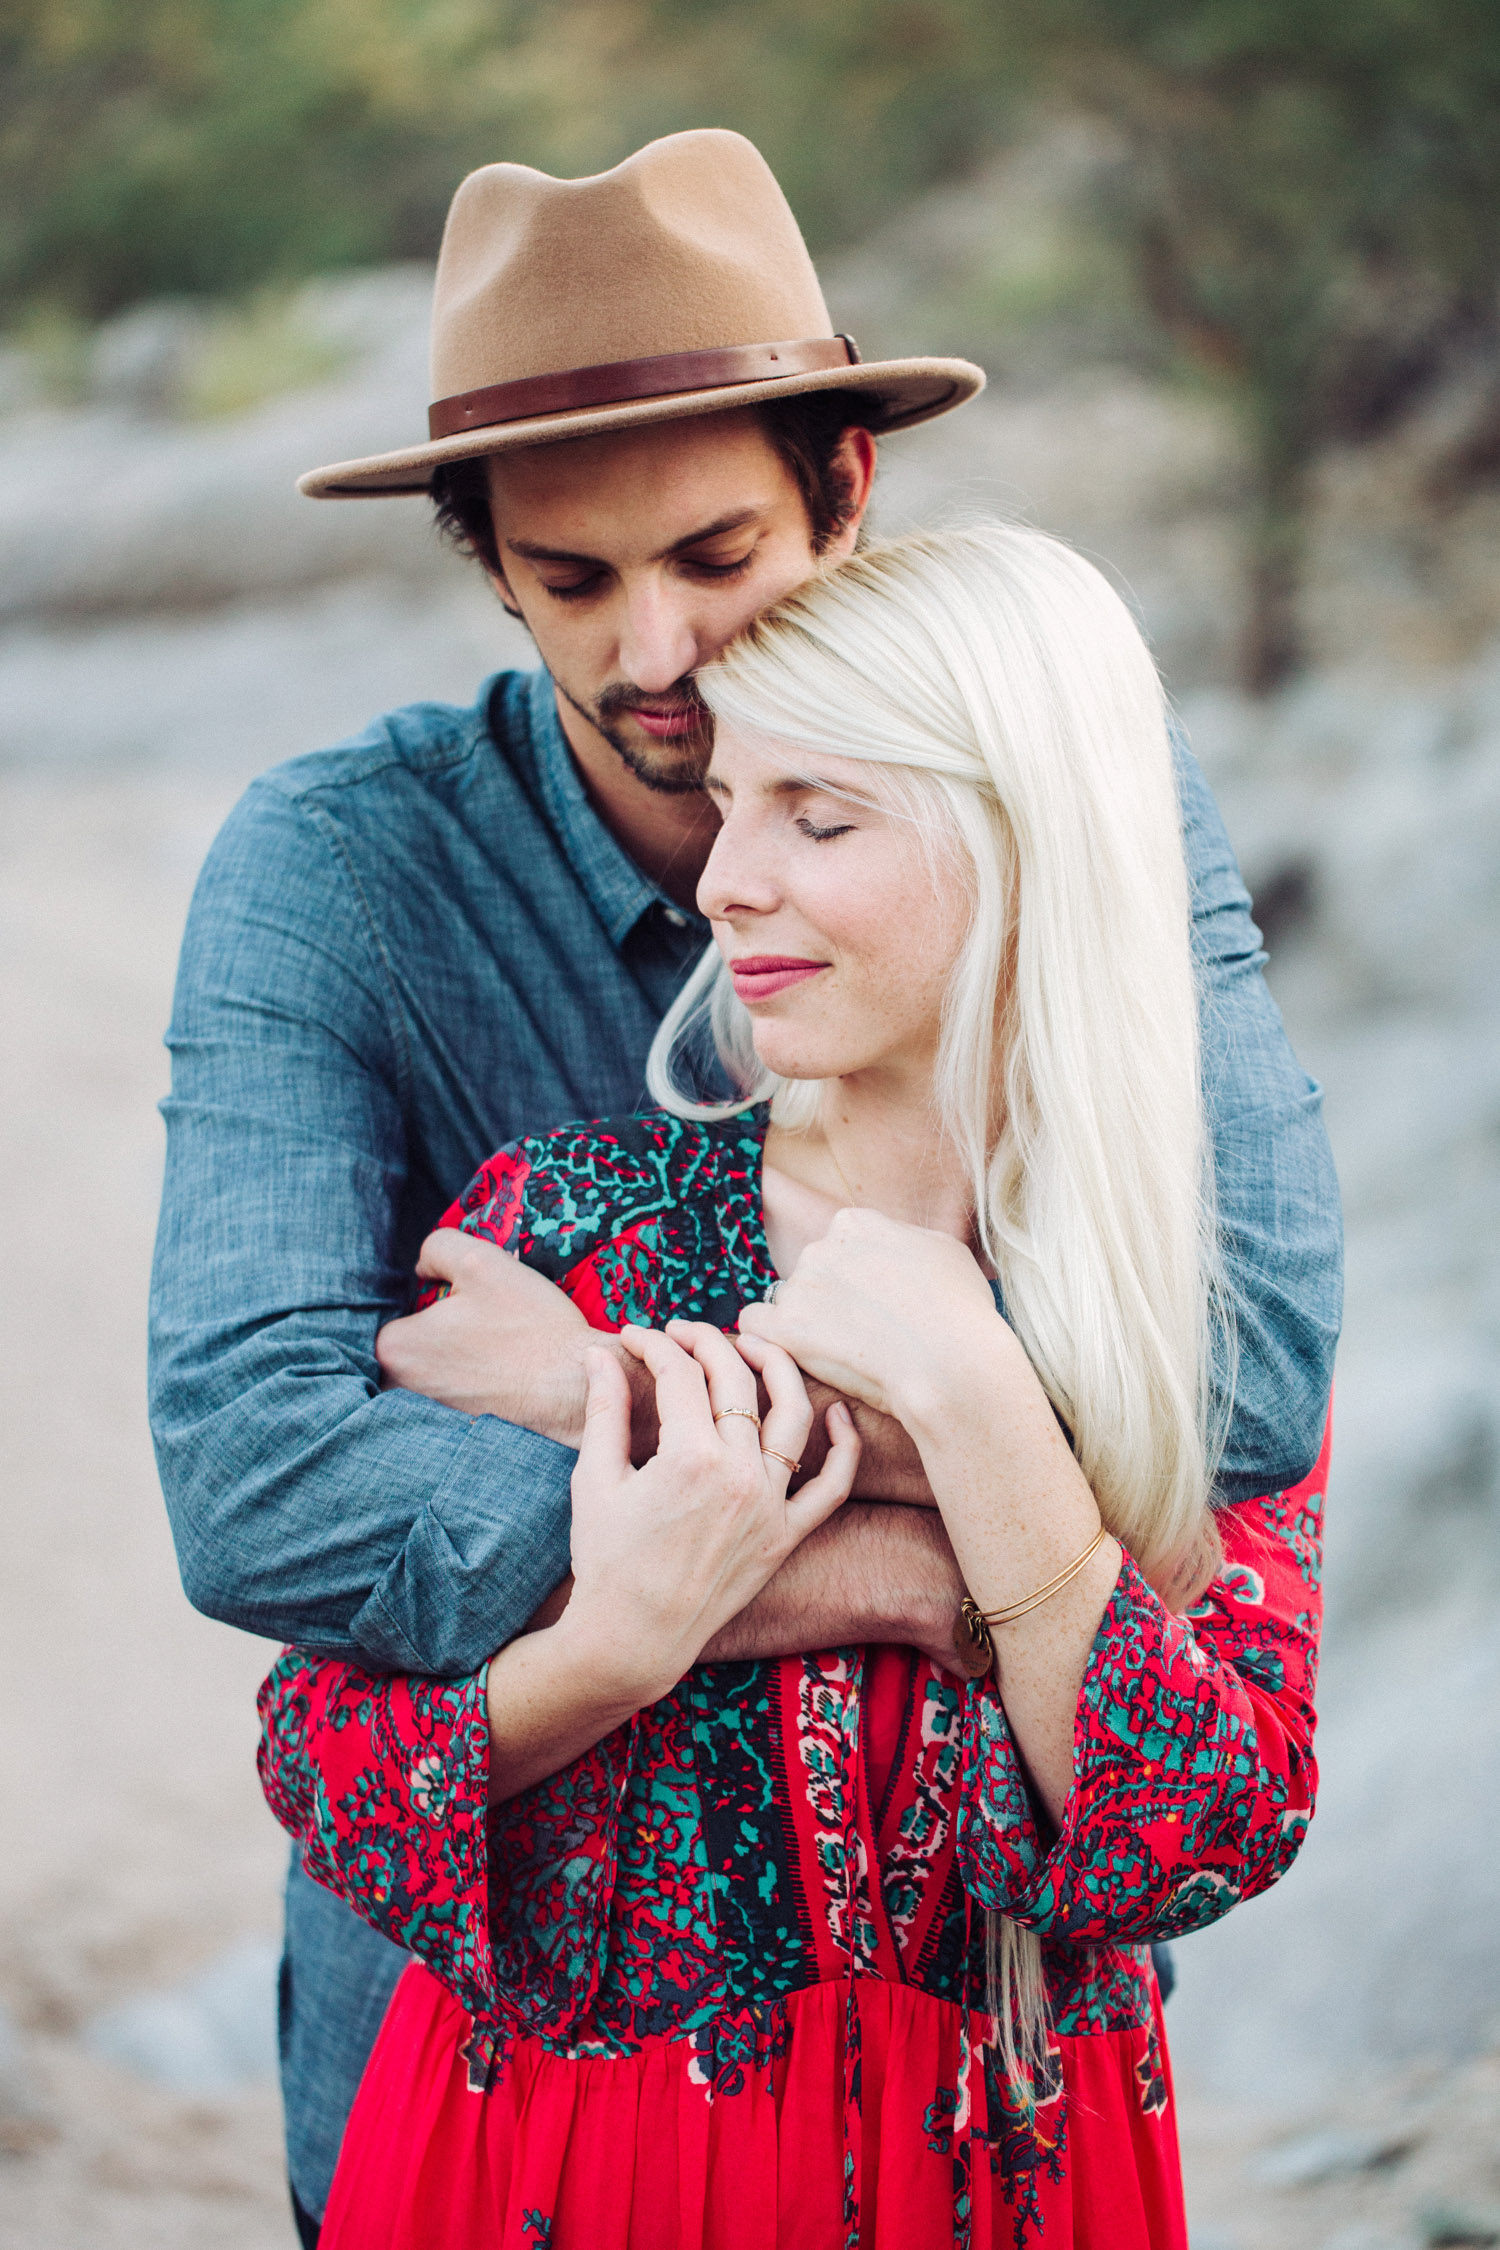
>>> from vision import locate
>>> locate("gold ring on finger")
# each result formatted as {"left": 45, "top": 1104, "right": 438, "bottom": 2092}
{"left": 761, "top": 1448, "right": 801, "bottom": 1474}
{"left": 713, "top": 1407, "right": 762, "bottom": 1428}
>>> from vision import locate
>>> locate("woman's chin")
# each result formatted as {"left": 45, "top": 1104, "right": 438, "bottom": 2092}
{"left": 758, "top": 1059, "right": 824, "bottom": 1087}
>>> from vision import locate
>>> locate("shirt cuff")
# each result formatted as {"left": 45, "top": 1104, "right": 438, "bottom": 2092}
{"left": 349, "top": 1414, "right": 575, "bottom": 1674}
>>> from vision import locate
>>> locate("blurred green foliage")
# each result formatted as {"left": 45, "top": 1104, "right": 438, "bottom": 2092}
{"left": 0, "top": 0, "right": 1015, "bottom": 317}
{"left": 6, "top": 0, "right": 1500, "bottom": 681}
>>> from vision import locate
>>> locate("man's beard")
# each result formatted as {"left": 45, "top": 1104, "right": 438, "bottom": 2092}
{"left": 557, "top": 677, "right": 713, "bottom": 796}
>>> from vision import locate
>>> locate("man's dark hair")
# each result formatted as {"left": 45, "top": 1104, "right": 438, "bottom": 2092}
{"left": 429, "top": 390, "right": 885, "bottom": 580}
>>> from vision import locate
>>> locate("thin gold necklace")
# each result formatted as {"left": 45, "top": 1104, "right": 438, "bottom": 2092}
{"left": 822, "top": 1126, "right": 863, "bottom": 1210}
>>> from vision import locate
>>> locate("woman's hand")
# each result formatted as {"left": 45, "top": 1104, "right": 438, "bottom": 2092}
{"left": 560, "top": 1319, "right": 860, "bottom": 1708}
{"left": 737, "top": 1205, "right": 1009, "bottom": 1427}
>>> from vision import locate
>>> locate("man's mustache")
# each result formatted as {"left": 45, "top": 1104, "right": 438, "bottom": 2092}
{"left": 594, "top": 680, "right": 711, "bottom": 726}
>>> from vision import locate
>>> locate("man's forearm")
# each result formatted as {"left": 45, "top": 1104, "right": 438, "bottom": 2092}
{"left": 698, "top": 1503, "right": 980, "bottom": 1674}
{"left": 801, "top": 1384, "right": 935, "bottom": 1504}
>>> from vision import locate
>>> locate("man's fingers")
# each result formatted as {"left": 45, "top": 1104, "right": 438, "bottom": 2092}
{"left": 784, "top": 1401, "right": 861, "bottom": 1537}
{"left": 411, "top": 1233, "right": 481, "bottom": 1287}
{"left": 736, "top": 1298, "right": 782, "bottom": 1346}
{"left": 574, "top": 1348, "right": 634, "bottom": 1485}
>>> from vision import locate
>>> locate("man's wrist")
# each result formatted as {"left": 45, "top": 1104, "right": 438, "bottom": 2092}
{"left": 516, "top": 1331, "right": 653, "bottom": 1453}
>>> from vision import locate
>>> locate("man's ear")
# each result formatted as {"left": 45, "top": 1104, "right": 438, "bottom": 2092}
{"left": 828, "top": 426, "right": 878, "bottom": 560}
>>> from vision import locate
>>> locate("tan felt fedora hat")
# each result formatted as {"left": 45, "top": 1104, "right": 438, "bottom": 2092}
{"left": 299, "top": 127, "right": 984, "bottom": 498}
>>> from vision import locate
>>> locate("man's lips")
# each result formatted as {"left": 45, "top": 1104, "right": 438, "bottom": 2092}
{"left": 628, "top": 704, "right": 703, "bottom": 740}
{"left": 729, "top": 955, "right": 830, "bottom": 1001}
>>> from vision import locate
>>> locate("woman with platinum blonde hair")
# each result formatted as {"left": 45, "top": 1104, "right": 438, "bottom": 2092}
{"left": 260, "top": 525, "right": 1329, "bottom": 2250}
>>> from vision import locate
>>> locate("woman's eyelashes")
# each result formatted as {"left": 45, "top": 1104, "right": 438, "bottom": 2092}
{"left": 795, "top": 813, "right": 857, "bottom": 842}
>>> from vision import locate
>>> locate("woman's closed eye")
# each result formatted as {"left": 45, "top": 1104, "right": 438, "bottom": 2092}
{"left": 795, "top": 814, "right": 857, "bottom": 841}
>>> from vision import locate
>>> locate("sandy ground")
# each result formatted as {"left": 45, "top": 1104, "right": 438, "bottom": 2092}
{"left": 0, "top": 762, "right": 288, "bottom": 2246}
{"left": 3, "top": 753, "right": 1497, "bottom": 2249}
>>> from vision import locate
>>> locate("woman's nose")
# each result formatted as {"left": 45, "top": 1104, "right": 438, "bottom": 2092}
{"left": 697, "top": 813, "right": 781, "bottom": 922}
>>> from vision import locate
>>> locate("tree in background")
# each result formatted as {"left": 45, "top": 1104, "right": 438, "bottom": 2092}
{"left": 1010, "top": 0, "right": 1500, "bottom": 685}
{"left": 6, "top": 0, "right": 1500, "bottom": 688}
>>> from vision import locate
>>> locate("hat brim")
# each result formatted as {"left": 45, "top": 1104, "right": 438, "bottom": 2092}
{"left": 297, "top": 356, "right": 985, "bottom": 497}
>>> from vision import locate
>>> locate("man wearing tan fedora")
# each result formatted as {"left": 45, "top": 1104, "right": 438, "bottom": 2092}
{"left": 148, "top": 129, "right": 1340, "bottom": 2239}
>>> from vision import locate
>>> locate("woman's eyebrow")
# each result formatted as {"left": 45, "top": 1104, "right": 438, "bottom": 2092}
{"left": 705, "top": 768, "right": 850, "bottom": 802}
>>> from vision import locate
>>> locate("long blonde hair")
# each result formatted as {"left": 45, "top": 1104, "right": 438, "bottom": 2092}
{"left": 646, "top": 524, "right": 1230, "bottom": 2071}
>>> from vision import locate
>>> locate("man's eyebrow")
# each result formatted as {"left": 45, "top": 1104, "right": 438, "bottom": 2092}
{"left": 504, "top": 537, "right": 605, "bottom": 567}
{"left": 503, "top": 509, "right": 766, "bottom": 572}
{"left": 651, "top": 508, "right": 763, "bottom": 562}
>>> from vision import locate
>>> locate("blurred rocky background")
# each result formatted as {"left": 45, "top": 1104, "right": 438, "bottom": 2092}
{"left": 1, "top": 5, "right": 1497, "bottom": 2246}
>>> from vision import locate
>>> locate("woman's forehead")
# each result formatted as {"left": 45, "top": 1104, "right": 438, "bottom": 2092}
{"left": 706, "top": 727, "right": 871, "bottom": 798}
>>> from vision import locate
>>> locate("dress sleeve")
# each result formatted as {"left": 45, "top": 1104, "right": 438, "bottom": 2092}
{"left": 257, "top": 1646, "right": 638, "bottom": 2036}
{"left": 956, "top": 1414, "right": 1329, "bottom": 1942}
{"left": 258, "top": 1125, "right": 675, "bottom": 2030}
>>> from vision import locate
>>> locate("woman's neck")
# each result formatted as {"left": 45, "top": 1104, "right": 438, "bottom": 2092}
{"left": 761, "top": 1069, "right": 977, "bottom": 1280}
{"left": 817, "top": 1076, "right": 971, "bottom": 1237}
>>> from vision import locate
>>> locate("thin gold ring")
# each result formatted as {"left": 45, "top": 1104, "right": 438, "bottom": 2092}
{"left": 713, "top": 1406, "right": 762, "bottom": 1429}
{"left": 761, "top": 1448, "right": 801, "bottom": 1475}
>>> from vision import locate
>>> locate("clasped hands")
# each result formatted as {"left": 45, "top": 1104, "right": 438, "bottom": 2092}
{"left": 376, "top": 1205, "right": 1009, "bottom": 1469}
{"left": 376, "top": 1210, "right": 1018, "bottom": 1680}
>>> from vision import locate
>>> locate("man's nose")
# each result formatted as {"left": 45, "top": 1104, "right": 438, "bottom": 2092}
{"left": 617, "top": 579, "right": 701, "bottom": 695}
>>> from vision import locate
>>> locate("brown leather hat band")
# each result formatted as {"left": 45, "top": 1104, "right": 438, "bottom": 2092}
{"left": 427, "top": 334, "right": 862, "bottom": 441}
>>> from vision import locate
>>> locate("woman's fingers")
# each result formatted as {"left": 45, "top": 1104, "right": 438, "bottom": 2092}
{"left": 734, "top": 1331, "right": 814, "bottom": 1481}
{"left": 573, "top": 1347, "right": 634, "bottom": 1487}
{"left": 784, "top": 1402, "right": 861, "bottom": 1536}
{"left": 618, "top": 1323, "right": 719, "bottom": 1444}
{"left": 664, "top": 1318, "right": 763, "bottom": 1450}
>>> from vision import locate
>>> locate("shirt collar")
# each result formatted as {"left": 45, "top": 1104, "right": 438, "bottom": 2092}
{"left": 522, "top": 667, "right": 708, "bottom": 948}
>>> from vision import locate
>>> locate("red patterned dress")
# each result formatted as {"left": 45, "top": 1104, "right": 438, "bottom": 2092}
{"left": 257, "top": 1108, "right": 1327, "bottom": 2250}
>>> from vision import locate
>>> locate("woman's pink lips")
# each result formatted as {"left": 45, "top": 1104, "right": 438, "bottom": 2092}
{"left": 729, "top": 957, "right": 829, "bottom": 1001}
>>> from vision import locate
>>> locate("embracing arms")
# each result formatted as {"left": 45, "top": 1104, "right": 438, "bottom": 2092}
{"left": 259, "top": 1216, "right": 1327, "bottom": 1963}
{"left": 481, "top": 1324, "right": 861, "bottom": 1800}
{"left": 155, "top": 744, "right": 1337, "bottom": 1677}
{"left": 148, "top": 775, "right": 961, "bottom": 1675}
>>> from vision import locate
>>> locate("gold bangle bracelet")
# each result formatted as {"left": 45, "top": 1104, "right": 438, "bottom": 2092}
{"left": 980, "top": 1522, "right": 1110, "bottom": 1629}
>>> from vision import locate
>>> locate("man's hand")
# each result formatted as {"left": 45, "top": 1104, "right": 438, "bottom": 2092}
{"left": 376, "top": 1230, "right": 622, "bottom": 1448}
{"left": 377, "top": 1230, "right": 938, "bottom": 1502}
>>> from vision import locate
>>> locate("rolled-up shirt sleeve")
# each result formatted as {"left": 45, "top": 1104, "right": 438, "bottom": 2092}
{"left": 148, "top": 776, "right": 574, "bottom": 1674}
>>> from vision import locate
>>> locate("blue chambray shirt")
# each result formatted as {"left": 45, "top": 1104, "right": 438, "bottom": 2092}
{"left": 148, "top": 665, "right": 1340, "bottom": 2217}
